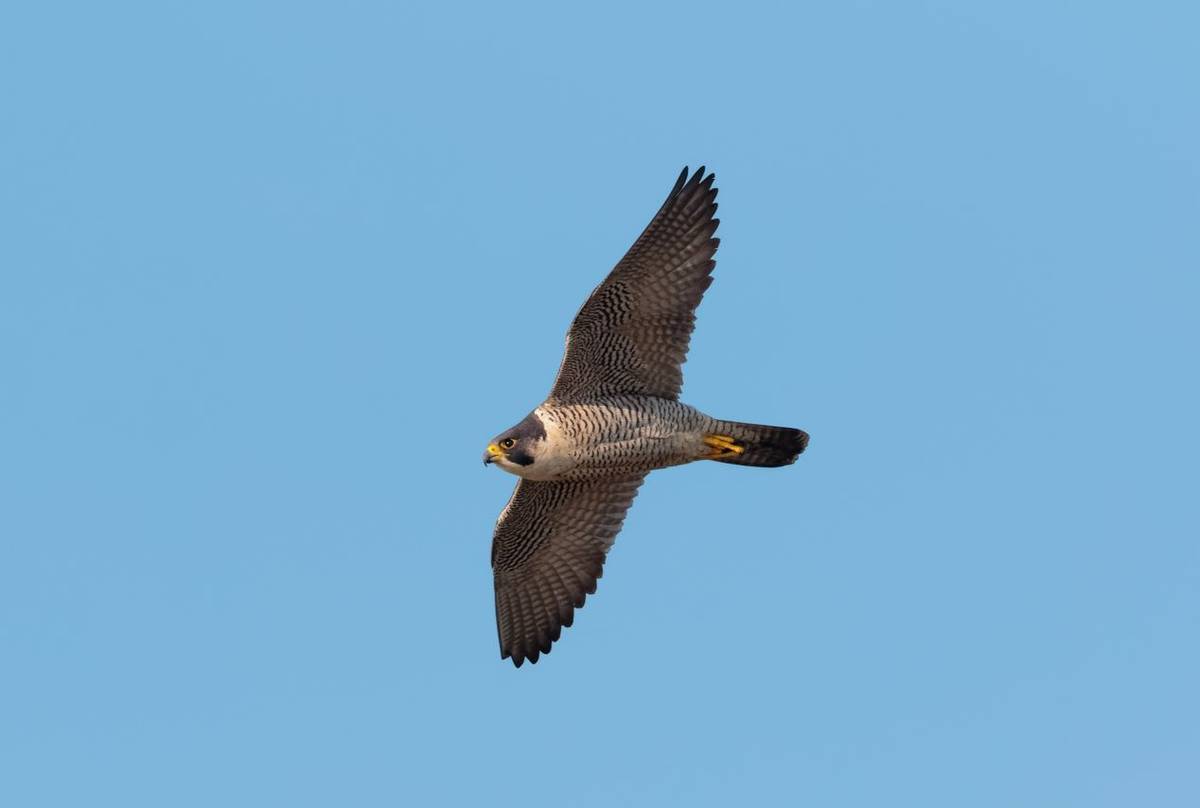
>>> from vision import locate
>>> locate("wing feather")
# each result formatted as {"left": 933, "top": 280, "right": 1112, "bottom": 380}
{"left": 548, "top": 167, "right": 719, "bottom": 402}
{"left": 491, "top": 475, "right": 645, "bottom": 666}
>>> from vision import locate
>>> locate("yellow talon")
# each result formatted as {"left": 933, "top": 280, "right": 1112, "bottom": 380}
{"left": 702, "top": 434, "right": 744, "bottom": 458}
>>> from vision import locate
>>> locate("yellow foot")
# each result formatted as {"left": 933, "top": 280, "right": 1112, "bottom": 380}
{"left": 702, "top": 433, "right": 745, "bottom": 459}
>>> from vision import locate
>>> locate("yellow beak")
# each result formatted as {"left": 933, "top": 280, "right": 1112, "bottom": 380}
{"left": 484, "top": 443, "right": 503, "bottom": 465}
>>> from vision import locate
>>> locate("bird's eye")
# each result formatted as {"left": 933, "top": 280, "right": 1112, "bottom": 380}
{"left": 500, "top": 438, "right": 516, "bottom": 449}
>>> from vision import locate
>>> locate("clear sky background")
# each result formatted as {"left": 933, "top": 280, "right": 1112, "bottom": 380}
{"left": 2, "top": 2, "right": 1197, "bottom": 806}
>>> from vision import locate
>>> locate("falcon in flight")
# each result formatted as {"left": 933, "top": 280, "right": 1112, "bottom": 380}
{"left": 484, "top": 167, "right": 808, "bottom": 666}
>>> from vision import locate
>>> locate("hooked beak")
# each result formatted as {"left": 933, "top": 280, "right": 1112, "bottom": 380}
{"left": 483, "top": 443, "right": 503, "bottom": 466}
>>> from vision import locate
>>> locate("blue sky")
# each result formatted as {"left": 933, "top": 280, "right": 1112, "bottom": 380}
{"left": 2, "top": 2, "right": 1197, "bottom": 805}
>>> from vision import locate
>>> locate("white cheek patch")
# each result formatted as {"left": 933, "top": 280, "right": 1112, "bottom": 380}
{"left": 534, "top": 408, "right": 565, "bottom": 453}
{"left": 517, "top": 407, "right": 577, "bottom": 481}
{"left": 491, "top": 454, "right": 531, "bottom": 480}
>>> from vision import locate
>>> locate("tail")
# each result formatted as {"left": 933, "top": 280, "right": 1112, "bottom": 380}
{"left": 703, "top": 420, "right": 809, "bottom": 467}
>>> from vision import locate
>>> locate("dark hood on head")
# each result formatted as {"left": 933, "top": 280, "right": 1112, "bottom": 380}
{"left": 510, "top": 411, "right": 546, "bottom": 441}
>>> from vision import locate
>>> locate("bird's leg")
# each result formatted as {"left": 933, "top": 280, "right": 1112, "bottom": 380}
{"left": 702, "top": 434, "right": 745, "bottom": 459}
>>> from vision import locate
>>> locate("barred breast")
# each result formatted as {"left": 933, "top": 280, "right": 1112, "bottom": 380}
{"left": 539, "top": 396, "right": 710, "bottom": 479}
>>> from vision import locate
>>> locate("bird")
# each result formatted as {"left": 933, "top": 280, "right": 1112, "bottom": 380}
{"left": 483, "top": 166, "right": 808, "bottom": 667}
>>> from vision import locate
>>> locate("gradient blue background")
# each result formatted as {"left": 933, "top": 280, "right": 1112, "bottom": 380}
{"left": 3, "top": 2, "right": 1197, "bottom": 805}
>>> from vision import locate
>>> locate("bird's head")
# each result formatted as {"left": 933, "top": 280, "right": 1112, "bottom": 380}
{"left": 483, "top": 412, "right": 546, "bottom": 476}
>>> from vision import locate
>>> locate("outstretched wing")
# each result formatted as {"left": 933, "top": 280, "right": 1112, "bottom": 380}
{"left": 491, "top": 475, "right": 645, "bottom": 667}
{"left": 548, "top": 167, "right": 720, "bottom": 403}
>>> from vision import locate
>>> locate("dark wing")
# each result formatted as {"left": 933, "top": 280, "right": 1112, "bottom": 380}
{"left": 548, "top": 167, "right": 720, "bottom": 403}
{"left": 491, "top": 475, "right": 645, "bottom": 667}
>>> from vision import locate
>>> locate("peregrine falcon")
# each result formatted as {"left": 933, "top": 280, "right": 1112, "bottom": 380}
{"left": 484, "top": 167, "right": 808, "bottom": 666}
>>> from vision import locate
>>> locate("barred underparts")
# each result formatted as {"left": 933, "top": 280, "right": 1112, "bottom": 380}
{"left": 483, "top": 167, "right": 809, "bottom": 666}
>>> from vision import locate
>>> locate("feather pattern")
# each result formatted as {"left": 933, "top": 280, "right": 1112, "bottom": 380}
{"left": 484, "top": 166, "right": 808, "bottom": 667}
{"left": 492, "top": 475, "right": 645, "bottom": 667}
{"left": 548, "top": 167, "right": 719, "bottom": 403}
